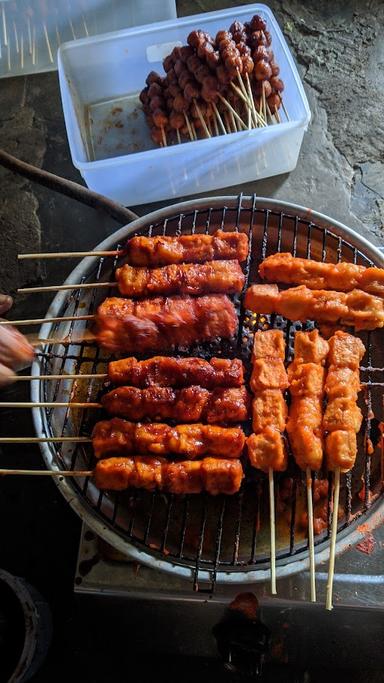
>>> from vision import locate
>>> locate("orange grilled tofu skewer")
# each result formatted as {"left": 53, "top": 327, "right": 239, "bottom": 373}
{"left": 244, "top": 284, "right": 384, "bottom": 330}
{"left": 246, "top": 329, "right": 289, "bottom": 596}
{"left": 247, "top": 330, "right": 288, "bottom": 473}
{"left": 92, "top": 418, "right": 245, "bottom": 459}
{"left": 286, "top": 330, "right": 329, "bottom": 472}
{"left": 286, "top": 329, "right": 329, "bottom": 603}
{"left": 96, "top": 294, "right": 238, "bottom": 353}
{"left": 323, "top": 331, "right": 365, "bottom": 473}
{"left": 126, "top": 230, "right": 249, "bottom": 266}
{"left": 324, "top": 330, "right": 366, "bottom": 611}
{"left": 93, "top": 456, "right": 244, "bottom": 495}
{"left": 107, "top": 356, "right": 244, "bottom": 388}
{"left": 259, "top": 252, "right": 384, "bottom": 298}
{"left": 115, "top": 260, "right": 245, "bottom": 297}
{"left": 101, "top": 385, "right": 250, "bottom": 423}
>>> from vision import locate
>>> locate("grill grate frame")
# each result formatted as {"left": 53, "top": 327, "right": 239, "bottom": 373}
{"left": 32, "top": 195, "right": 384, "bottom": 591}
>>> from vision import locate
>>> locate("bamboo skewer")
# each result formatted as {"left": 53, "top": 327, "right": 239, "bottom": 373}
{"left": 2, "top": 2, "right": 8, "bottom": 46}
{"left": 0, "top": 314, "right": 94, "bottom": 326}
{"left": 43, "top": 22, "right": 54, "bottom": 63}
{"left": 176, "top": 129, "right": 181, "bottom": 144}
{"left": 13, "top": 20, "right": 19, "bottom": 53}
{"left": 184, "top": 112, "right": 194, "bottom": 141}
{"left": 0, "top": 469, "right": 93, "bottom": 477}
{"left": 306, "top": 468, "right": 317, "bottom": 603}
{"left": 27, "top": 17, "right": 32, "bottom": 54}
{"left": 20, "top": 33, "right": 24, "bottom": 69}
{"left": 326, "top": 468, "right": 340, "bottom": 610}
{"left": 0, "top": 436, "right": 91, "bottom": 443}
{"left": 279, "top": 96, "right": 289, "bottom": 121}
{"left": 212, "top": 103, "right": 227, "bottom": 135}
{"left": 18, "top": 282, "right": 116, "bottom": 293}
{"left": 216, "top": 94, "right": 247, "bottom": 131}
{"left": 193, "top": 100, "right": 211, "bottom": 139}
{"left": 268, "top": 467, "right": 277, "bottom": 595}
{"left": 161, "top": 126, "right": 167, "bottom": 147}
{"left": 7, "top": 41, "right": 11, "bottom": 71}
{"left": 12, "top": 374, "right": 107, "bottom": 381}
{"left": 18, "top": 250, "right": 121, "bottom": 259}
{"left": 32, "top": 24, "right": 36, "bottom": 66}
{"left": 0, "top": 402, "right": 101, "bottom": 408}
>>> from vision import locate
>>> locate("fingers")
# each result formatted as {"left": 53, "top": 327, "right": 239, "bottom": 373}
{"left": 0, "top": 295, "right": 13, "bottom": 316}
{"left": 0, "top": 363, "right": 16, "bottom": 387}
{"left": 0, "top": 325, "right": 35, "bottom": 369}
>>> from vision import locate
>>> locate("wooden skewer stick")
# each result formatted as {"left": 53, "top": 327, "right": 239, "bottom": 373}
{"left": 55, "top": 20, "right": 61, "bottom": 48}
{"left": 32, "top": 25, "right": 36, "bottom": 66}
{"left": 0, "top": 400, "right": 101, "bottom": 408}
{"left": 0, "top": 436, "right": 91, "bottom": 443}
{"left": 82, "top": 14, "right": 89, "bottom": 37}
{"left": 176, "top": 129, "right": 181, "bottom": 144}
{"left": 18, "top": 249, "right": 121, "bottom": 260}
{"left": 268, "top": 467, "right": 277, "bottom": 595}
{"left": 2, "top": 2, "right": 8, "bottom": 46}
{"left": 279, "top": 96, "right": 289, "bottom": 122}
{"left": 245, "top": 73, "right": 260, "bottom": 128}
{"left": 275, "top": 108, "right": 282, "bottom": 124}
{"left": 212, "top": 102, "right": 228, "bottom": 135}
{"left": 191, "top": 121, "right": 198, "bottom": 141}
{"left": 212, "top": 111, "right": 219, "bottom": 137}
{"left": 13, "top": 20, "right": 19, "bottom": 53}
{"left": 0, "top": 469, "right": 93, "bottom": 477}
{"left": 43, "top": 22, "right": 54, "bottom": 63}
{"left": 20, "top": 33, "right": 24, "bottom": 69}
{"left": 184, "top": 112, "right": 194, "bottom": 141}
{"left": 266, "top": 103, "right": 276, "bottom": 125}
{"left": 7, "top": 41, "right": 11, "bottom": 72}
{"left": 161, "top": 126, "right": 167, "bottom": 147}
{"left": 326, "top": 467, "right": 340, "bottom": 610}
{"left": 216, "top": 94, "right": 247, "bottom": 132}
{"left": 306, "top": 468, "right": 317, "bottom": 603}
{"left": 229, "top": 110, "right": 237, "bottom": 133}
{"left": 12, "top": 373, "right": 107, "bottom": 381}
{"left": 27, "top": 17, "right": 32, "bottom": 54}
{"left": 18, "top": 282, "right": 116, "bottom": 293}
{"left": 0, "top": 314, "right": 94, "bottom": 326}
{"left": 193, "top": 100, "right": 211, "bottom": 139}
{"left": 262, "top": 82, "right": 267, "bottom": 126}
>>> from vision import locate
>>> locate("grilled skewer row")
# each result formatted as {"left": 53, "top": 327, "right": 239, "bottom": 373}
{"left": 107, "top": 356, "right": 244, "bottom": 388}
{"left": 96, "top": 294, "right": 237, "bottom": 353}
{"left": 101, "top": 385, "right": 250, "bottom": 423}
{"left": 126, "top": 230, "right": 248, "bottom": 266}
{"left": 259, "top": 252, "right": 384, "bottom": 298}
{"left": 286, "top": 330, "right": 329, "bottom": 472}
{"left": 115, "top": 259, "right": 245, "bottom": 297}
{"left": 94, "top": 456, "right": 244, "bottom": 495}
{"left": 244, "top": 284, "right": 384, "bottom": 330}
{"left": 323, "top": 331, "right": 365, "bottom": 472}
{"left": 246, "top": 330, "right": 288, "bottom": 472}
{"left": 92, "top": 418, "right": 245, "bottom": 459}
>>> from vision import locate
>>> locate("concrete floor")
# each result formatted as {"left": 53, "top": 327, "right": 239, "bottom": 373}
{"left": 0, "top": 1, "right": 383, "bottom": 680}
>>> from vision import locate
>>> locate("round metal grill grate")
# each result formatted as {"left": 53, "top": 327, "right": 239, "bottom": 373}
{"left": 32, "top": 195, "right": 384, "bottom": 589}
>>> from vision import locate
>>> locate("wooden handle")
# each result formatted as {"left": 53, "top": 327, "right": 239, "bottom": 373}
{"left": 0, "top": 148, "right": 138, "bottom": 225}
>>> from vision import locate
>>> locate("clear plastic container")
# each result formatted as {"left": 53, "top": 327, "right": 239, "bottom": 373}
{"left": 0, "top": 0, "right": 176, "bottom": 78}
{"left": 58, "top": 3, "right": 311, "bottom": 206}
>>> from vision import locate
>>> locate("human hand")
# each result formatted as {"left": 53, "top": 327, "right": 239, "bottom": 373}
{"left": 0, "top": 294, "right": 35, "bottom": 386}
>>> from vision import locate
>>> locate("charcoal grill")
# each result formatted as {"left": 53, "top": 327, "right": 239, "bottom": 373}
{"left": 30, "top": 194, "right": 384, "bottom": 592}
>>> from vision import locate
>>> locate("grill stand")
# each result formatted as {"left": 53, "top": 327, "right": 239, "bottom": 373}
{"left": 74, "top": 519, "right": 384, "bottom": 668}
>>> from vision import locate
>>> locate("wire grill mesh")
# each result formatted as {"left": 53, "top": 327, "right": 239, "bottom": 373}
{"left": 34, "top": 195, "right": 384, "bottom": 590}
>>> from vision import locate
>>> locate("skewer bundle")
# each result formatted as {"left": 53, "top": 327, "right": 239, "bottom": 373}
{"left": 139, "top": 14, "right": 288, "bottom": 146}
